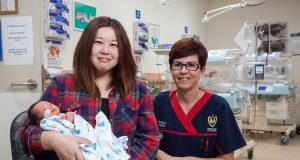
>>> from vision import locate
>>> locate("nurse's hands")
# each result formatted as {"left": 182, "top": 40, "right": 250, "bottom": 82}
{"left": 156, "top": 149, "right": 205, "bottom": 160}
{"left": 41, "top": 131, "right": 91, "bottom": 160}
{"left": 156, "top": 150, "right": 173, "bottom": 160}
{"left": 156, "top": 149, "right": 233, "bottom": 160}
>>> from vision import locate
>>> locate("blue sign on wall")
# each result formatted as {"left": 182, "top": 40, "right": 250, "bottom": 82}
{"left": 135, "top": 10, "right": 141, "bottom": 19}
{"left": 184, "top": 26, "right": 188, "bottom": 33}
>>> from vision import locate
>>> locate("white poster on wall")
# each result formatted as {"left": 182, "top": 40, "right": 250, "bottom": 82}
{"left": 2, "top": 16, "right": 34, "bottom": 65}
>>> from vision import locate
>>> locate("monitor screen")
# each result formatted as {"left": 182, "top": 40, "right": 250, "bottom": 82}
{"left": 258, "top": 85, "right": 266, "bottom": 91}
{"left": 255, "top": 64, "right": 264, "bottom": 80}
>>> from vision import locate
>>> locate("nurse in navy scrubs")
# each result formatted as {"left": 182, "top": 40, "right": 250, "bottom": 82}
{"left": 153, "top": 38, "right": 246, "bottom": 160}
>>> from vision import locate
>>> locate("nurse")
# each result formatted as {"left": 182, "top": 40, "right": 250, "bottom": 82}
{"left": 153, "top": 38, "right": 246, "bottom": 160}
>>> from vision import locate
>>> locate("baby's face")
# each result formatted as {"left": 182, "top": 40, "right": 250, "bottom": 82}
{"left": 33, "top": 101, "right": 60, "bottom": 119}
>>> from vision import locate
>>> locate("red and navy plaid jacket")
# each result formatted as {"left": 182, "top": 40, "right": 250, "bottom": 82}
{"left": 20, "top": 74, "right": 159, "bottom": 160}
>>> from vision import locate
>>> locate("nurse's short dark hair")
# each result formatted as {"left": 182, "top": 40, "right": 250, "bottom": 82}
{"left": 169, "top": 38, "right": 208, "bottom": 70}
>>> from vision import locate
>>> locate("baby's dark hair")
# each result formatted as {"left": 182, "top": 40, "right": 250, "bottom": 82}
{"left": 28, "top": 101, "right": 41, "bottom": 125}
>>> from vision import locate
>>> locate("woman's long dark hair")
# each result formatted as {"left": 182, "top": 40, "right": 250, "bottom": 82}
{"left": 73, "top": 16, "right": 137, "bottom": 98}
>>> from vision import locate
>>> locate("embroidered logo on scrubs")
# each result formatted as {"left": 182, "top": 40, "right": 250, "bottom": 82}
{"left": 158, "top": 120, "right": 167, "bottom": 128}
{"left": 208, "top": 114, "right": 217, "bottom": 127}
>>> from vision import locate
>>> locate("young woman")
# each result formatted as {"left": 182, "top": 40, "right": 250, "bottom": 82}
{"left": 20, "top": 16, "right": 159, "bottom": 160}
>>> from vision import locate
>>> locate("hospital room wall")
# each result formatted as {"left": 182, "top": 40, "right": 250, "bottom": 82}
{"left": 63, "top": 0, "right": 208, "bottom": 73}
{"left": 1, "top": 1, "right": 208, "bottom": 159}
{"left": 205, "top": 0, "right": 300, "bottom": 125}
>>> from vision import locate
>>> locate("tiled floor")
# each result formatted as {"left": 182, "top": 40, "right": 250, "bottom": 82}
{"left": 237, "top": 132, "right": 300, "bottom": 160}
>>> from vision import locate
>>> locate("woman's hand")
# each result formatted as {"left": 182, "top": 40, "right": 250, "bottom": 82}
{"left": 65, "top": 112, "right": 76, "bottom": 123}
{"left": 41, "top": 131, "right": 91, "bottom": 160}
